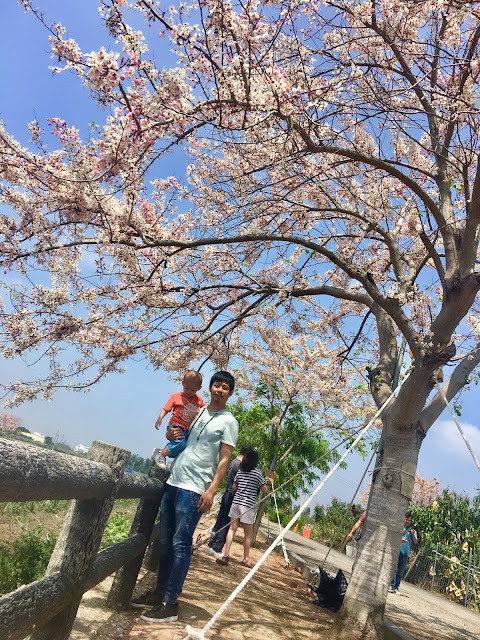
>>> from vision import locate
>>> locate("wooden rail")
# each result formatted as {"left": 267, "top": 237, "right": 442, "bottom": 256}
{"left": 0, "top": 438, "right": 167, "bottom": 640}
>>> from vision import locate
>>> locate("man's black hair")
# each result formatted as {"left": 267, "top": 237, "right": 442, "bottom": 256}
{"left": 209, "top": 370, "right": 235, "bottom": 392}
{"left": 405, "top": 511, "right": 412, "bottom": 518}
{"left": 240, "top": 444, "right": 253, "bottom": 455}
{"left": 240, "top": 448, "right": 259, "bottom": 472}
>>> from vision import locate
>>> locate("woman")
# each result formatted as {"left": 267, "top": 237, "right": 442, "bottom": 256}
{"left": 219, "top": 448, "right": 268, "bottom": 567}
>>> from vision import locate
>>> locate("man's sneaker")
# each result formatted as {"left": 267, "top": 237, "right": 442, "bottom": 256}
{"left": 141, "top": 601, "right": 179, "bottom": 623}
{"left": 216, "top": 555, "right": 229, "bottom": 566}
{"left": 130, "top": 590, "right": 164, "bottom": 609}
{"left": 388, "top": 587, "right": 397, "bottom": 594}
{"left": 204, "top": 545, "right": 224, "bottom": 560}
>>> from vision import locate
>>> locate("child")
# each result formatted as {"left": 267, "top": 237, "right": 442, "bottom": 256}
{"left": 153, "top": 370, "right": 204, "bottom": 469}
{"left": 219, "top": 448, "right": 268, "bottom": 567}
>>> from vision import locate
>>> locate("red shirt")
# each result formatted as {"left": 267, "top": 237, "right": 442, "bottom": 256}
{"left": 163, "top": 392, "right": 205, "bottom": 431}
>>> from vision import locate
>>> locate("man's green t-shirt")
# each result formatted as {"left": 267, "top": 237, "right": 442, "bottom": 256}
{"left": 167, "top": 407, "right": 239, "bottom": 495}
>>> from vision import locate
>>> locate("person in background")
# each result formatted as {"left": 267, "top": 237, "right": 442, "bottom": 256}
{"left": 389, "top": 511, "right": 418, "bottom": 594}
{"left": 346, "top": 505, "right": 366, "bottom": 543}
{"left": 345, "top": 504, "right": 366, "bottom": 561}
{"left": 218, "top": 448, "right": 268, "bottom": 568}
{"left": 204, "top": 443, "right": 253, "bottom": 560}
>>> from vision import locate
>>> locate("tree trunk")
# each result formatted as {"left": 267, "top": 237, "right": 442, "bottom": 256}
{"left": 251, "top": 494, "right": 268, "bottom": 547}
{"left": 252, "top": 456, "right": 277, "bottom": 546}
{"left": 332, "top": 419, "right": 422, "bottom": 640}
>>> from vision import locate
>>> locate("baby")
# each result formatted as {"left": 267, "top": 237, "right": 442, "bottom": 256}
{"left": 152, "top": 370, "right": 204, "bottom": 469}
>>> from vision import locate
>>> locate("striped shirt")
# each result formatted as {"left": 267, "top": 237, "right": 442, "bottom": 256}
{"left": 232, "top": 468, "right": 266, "bottom": 509}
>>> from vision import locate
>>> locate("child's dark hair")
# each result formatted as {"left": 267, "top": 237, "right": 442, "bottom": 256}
{"left": 240, "top": 444, "right": 253, "bottom": 456}
{"left": 209, "top": 371, "right": 235, "bottom": 392}
{"left": 240, "top": 448, "right": 259, "bottom": 472}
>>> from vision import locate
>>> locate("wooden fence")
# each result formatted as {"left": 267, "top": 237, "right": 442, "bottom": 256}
{"left": 0, "top": 437, "right": 168, "bottom": 640}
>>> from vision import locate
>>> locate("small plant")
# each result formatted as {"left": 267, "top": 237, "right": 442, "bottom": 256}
{"left": 0, "top": 527, "right": 57, "bottom": 595}
{"left": 101, "top": 511, "right": 133, "bottom": 548}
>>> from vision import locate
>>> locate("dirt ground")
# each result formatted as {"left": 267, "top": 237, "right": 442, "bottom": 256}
{"left": 3, "top": 507, "right": 479, "bottom": 640}
{"left": 0, "top": 500, "right": 138, "bottom": 546}
{"left": 72, "top": 528, "right": 335, "bottom": 640}
{"left": 70, "top": 519, "right": 480, "bottom": 640}
{"left": 0, "top": 504, "right": 68, "bottom": 544}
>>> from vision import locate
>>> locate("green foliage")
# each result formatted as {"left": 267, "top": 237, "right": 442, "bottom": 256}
{"left": 101, "top": 511, "right": 133, "bottom": 548}
{"left": 311, "top": 498, "right": 359, "bottom": 544}
{"left": 267, "top": 507, "right": 291, "bottom": 527}
{"left": 53, "top": 441, "right": 73, "bottom": 453}
{"left": 230, "top": 388, "right": 340, "bottom": 505}
{"left": 0, "top": 527, "right": 57, "bottom": 595}
{"left": 127, "top": 453, "right": 151, "bottom": 474}
{"left": 408, "top": 491, "right": 480, "bottom": 608}
{"left": 15, "top": 426, "right": 29, "bottom": 433}
{"left": 410, "top": 490, "right": 480, "bottom": 550}
{"left": 2, "top": 500, "right": 68, "bottom": 516}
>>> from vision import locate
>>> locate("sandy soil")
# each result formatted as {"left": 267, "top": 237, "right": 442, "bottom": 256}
{"left": 70, "top": 520, "right": 480, "bottom": 640}
{"left": 73, "top": 530, "right": 335, "bottom": 640}
{"left": 3, "top": 508, "right": 479, "bottom": 640}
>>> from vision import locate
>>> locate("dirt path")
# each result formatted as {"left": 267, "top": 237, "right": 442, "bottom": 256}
{"left": 72, "top": 527, "right": 335, "bottom": 640}
{"left": 70, "top": 520, "right": 480, "bottom": 640}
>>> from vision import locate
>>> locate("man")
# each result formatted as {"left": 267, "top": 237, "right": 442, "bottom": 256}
{"left": 388, "top": 511, "right": 418, "bottom": 594}
{"left": 204, "top": 443, "right": 253, "bottom": 559}
{"left": 346, "top": 505, "right": 366, "bottom": 543}
{"left": 131, "top": 371, "right": 238, "bottom": 623}
{"left": 345, "top": 504, "right": 366, "bottom": 560}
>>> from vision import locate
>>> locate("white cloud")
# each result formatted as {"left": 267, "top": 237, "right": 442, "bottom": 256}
{"left": 428, "top": 419, "right": 480, "bottom": 461}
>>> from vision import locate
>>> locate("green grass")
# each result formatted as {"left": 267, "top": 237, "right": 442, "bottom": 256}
{"left": 2, "top": 499, "right": 69, "bottom": 516}
{"left": 0, "top": 527, "right": 57, "bottom": 595}
{"left": 101, "top": 511, "right": 134, "bottom": 548}
{"left": 0, "top": 498, "right": 136, "bottom": 595}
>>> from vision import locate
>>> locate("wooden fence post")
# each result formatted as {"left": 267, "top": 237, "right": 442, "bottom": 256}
{"left": 107, "top": 464, "right": 168, "bottom": 609}
{"left": 30, "top": 441, "right": 130, "bottom": 640}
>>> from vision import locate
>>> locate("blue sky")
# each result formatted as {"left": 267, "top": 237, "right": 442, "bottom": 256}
{"left": 1, "top": 0, "right": 479, "bottom": 506}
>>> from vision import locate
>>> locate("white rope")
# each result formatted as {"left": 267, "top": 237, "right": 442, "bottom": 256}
{"left": 182, "top": 372, "right": 411, "bottom": 640}
{"left": 193, "top": 424, "right": 367, "bottom": 549}
{"left": 270, "top": 479, "right": 290, "bottom": 567}
{"left": 434, "top": 380, "right": 480, "bottom": 473}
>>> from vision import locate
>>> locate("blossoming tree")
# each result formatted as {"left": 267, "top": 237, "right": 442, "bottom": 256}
{"left": 232, "top": 322, "right": 373, "bottom": 541}
{"left": 2, "top": 0, "right": 480, "bottom": 637}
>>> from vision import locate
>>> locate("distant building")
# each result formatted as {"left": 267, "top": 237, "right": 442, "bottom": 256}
{"left": 74, "top": 444, "right": 90, "bottom": 454}
{"left": 22, "top": 432, "right": 45, "bottom": 444}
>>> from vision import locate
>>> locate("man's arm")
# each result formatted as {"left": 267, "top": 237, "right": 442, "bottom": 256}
{"left": 197, "top": 443, "right": 234, "bottom": 513}
{"left": 166, "top": 426, "right": 184, "bottom": 441}
{"left": 346, "top": 518, "right": 362, "bottom": 541}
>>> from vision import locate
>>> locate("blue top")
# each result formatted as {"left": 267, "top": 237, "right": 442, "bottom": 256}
{"left": 225, "top": 456, "right": 242, "bottom": 494}
{"left": 400, "top": 527, "right": 414, "bottom": 555}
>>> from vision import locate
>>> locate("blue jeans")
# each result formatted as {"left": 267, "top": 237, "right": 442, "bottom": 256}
{"left": 390, "top": 552, "right": 409, "bottom": 590}
{"left": 208, "top": 490, "right": 233, "bottom": 553}
{"left": 155, "top": 485, "right": 202, "bottom": 603}
{"left": 165, "top": 425, "right": 188, "bottom": 458}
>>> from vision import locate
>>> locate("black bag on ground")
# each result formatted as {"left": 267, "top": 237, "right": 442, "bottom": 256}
{"left": 309, "top": 567, "right": 348, "bottom": 613}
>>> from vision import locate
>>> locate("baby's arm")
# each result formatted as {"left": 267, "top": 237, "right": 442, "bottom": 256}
{"left": 155, "top": 408, "right": 169, "bottom": 430}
